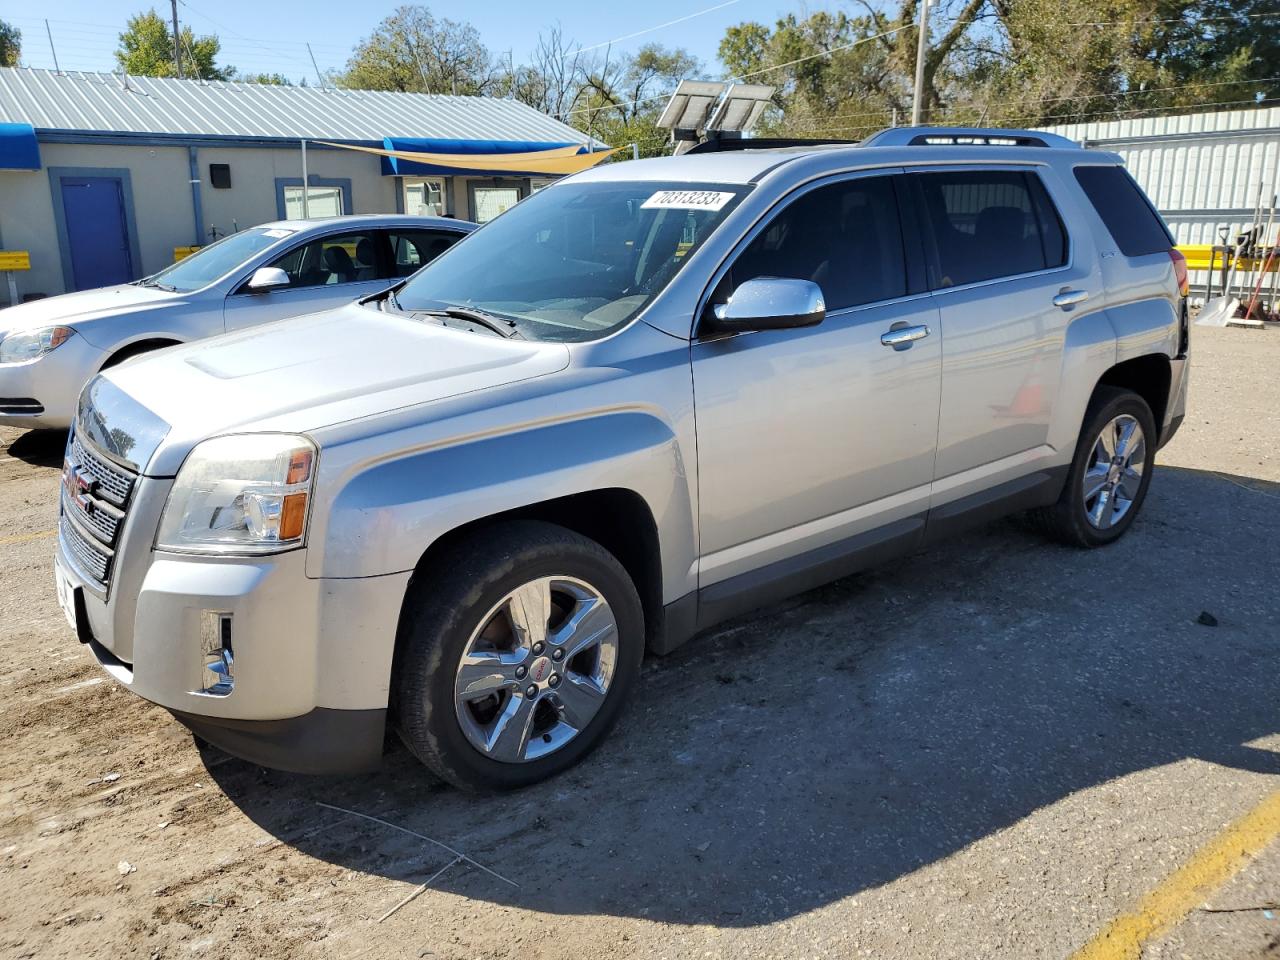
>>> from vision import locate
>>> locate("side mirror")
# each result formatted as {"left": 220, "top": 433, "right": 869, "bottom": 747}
{"left": 706, "top": 277, "right": 825, "bottom": 333}
{"left": 246, "top": 266, "right": 290, "bottom": 291}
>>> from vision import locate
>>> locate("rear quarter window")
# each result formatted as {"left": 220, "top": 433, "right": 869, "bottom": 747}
{"left": 1073, "top": 165, "right": 1174, "bottom": 257}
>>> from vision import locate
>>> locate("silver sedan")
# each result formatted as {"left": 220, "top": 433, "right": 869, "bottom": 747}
{"left": 0, "top": 214, "right": 475, "bottom": 429}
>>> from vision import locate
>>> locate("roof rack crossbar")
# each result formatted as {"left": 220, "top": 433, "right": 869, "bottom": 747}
{"left": 859, "top": 126, "right": 1080, "bottom": 149}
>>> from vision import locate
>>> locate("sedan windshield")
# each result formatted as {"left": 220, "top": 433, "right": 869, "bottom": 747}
{"left": 393, "top": 181, "right": 751, "bottom": 341}
{"left": 143, "top": 227, "right": 296, "bottom": 293}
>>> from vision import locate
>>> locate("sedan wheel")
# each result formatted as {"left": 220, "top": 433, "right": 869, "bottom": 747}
{"left": 1081, "top": 413, "right": 1147, "bottom": 530}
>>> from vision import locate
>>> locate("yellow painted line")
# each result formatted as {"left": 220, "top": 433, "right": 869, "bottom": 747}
{"left": 1070, "top": 789, "right": 1280, "bottom": 960}
{"left": 0, "top": 529, "right": 55, "bottom": 547}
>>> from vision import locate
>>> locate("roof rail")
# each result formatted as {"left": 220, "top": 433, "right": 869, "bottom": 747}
{"left": 860, "top": 126, "right": 1081, "bottom": 149}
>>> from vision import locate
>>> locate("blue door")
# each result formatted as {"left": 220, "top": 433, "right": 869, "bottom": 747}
{"left": 60, "top": 177, "right": 134, "bottom": 290}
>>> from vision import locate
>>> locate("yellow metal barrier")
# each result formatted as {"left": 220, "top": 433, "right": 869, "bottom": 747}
{"left": 0, "top": 250, "right": 31, "bottom": 271}
{"left": 1177, "top": 244, "right": 1279, "bottom": 272}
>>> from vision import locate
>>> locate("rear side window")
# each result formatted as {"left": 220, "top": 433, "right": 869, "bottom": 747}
{"left": 913, "top": 170, "right": 1068, "bottom": 287}
{"left": 727, "top": 176, "right": 907, "bottom": 311}
{"left": 1073, "top": 166, "right": 1174, "bottom": 256}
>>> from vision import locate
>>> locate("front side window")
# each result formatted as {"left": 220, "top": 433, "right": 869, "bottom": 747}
{"left": 145, "top": 227, "right": 294, "bottom": 293}
{"left": 914, "top": 170, "right": 1068, "bottom": 287}
{"left": 393, "top": 180, "right": 750, "bottom": 342}
{"left": 266, "top": 231, "right": 378, "bottom": 288}
{"left": 387, "top": 229, "right": 462, "bottom": 278}
{"left": 719, "top": 176, "right": 907, "bottom": 311}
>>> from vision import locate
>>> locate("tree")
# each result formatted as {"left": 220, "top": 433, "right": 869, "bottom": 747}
{"left": 574, "top": 44, "right": 700, "bottom": 156}
{"left": 342, "top": 5, "right": 494, "bottom": 94}
{"left": 0, "top": 19, "right": 19, "bottom": 67}
{"left": 115, "top": 10, "right": 232, "bottom": 80}
{"left": 239, "top": 72, "right": 292, "bottom": 85}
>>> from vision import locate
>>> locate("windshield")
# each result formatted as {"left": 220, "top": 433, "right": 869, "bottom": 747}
{"left": 144, "top": 227, "right": 296, "bottom": 292}
{"left": 393, "top": 180, "right": 751, "bottom": 341}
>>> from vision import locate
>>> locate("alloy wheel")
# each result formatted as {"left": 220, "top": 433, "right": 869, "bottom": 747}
{"left": 1081, "top": 413, "right": 1147, "bottom": 529}
{"left": 453, "top": 576, "right": 619, "bottom": 763}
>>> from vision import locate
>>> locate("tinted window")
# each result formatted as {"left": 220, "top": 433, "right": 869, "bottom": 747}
{"left": 915, "top": 170, "right": 1066, "bottom": 287}
{"left": 726, "top": 177, "right": 906, "bottom": 311}
{"left": 1074, "top": 165, "right": 1174, "bottom": 257}
{"left": 268, "top": 232, "right": 378, "bottom": 288}
{"left": 387, "top": 229, "right": 462, "bottom": 278}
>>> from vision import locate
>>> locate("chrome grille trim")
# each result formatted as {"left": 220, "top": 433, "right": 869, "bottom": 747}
{"left": 70, "top": 435, "right": 135, "bottom": 507}
{"left": 61, "top": 486, "right": 122, "bottom": 545}
{"left": 60, "top": 513, "right": 111, "bottom": 583}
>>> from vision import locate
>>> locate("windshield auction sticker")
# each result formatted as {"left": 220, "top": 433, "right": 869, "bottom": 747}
{"left": 641, "top": 190, "right": 736, "bottom": 211}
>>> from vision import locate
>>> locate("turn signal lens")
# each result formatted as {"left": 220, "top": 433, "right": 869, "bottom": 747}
{"left": 279, "top": 493, "right": 308, "bottom": 541}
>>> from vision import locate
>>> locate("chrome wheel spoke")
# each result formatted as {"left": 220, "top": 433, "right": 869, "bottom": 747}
{"left": 1096, "top": 424, "right": 1117, "bottom": 460}
{"left": 554, "top": 674, "right": 607, "bottom": 730}
{"left": 486, "top": 690, "right": 539, "bottom": 762}
{"left": 1123, "top": 436, "right": 1146, "bottom": 471}
{"left": 455, "top": 652, "right": 518, "bottom": 701}
{"left": 506, "top": 578, "right": 551, "bottom": 652}
{"left": 1090, "top": 485, "right": 1114, "bottom": 528}
{"left": 1117, "top": 467, "right": 1143, "bottom": 500}
{"left": 1082, "top": 466, "right": 1110, "bottom": 501}
{"left": 557, "top": 596, "right": 617, "bottom": 661}
{"left": 1115, "top": 419, "right": 1138, "bottom": 460}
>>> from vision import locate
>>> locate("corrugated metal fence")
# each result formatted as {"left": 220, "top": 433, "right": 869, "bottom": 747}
{"left": 1042, "top": 106, "right": 1280, "bottom": 293}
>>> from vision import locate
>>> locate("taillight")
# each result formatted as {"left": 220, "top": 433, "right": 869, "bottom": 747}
{"left": 1169, "top": 248, "right": 1190, "bottom": 297}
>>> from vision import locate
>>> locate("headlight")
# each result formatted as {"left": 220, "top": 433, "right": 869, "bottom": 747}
{"left": 0, "top": 326, "right": 75, "bottom": 363}
{"left": 157, "top": 434, "right": 316, "bottom": 555}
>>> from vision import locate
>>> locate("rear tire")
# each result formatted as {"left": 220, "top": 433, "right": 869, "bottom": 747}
{"left": 393, "top": 521, "right": 644, "bottom": 791}
{"left": 1028, "top": 386, "right": 1157, "bottom": 548}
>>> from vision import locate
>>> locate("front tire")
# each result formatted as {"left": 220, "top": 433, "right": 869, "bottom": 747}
{"left": 1029, "top": 386, "right": 1157, "bottom": 547}
{"left": 393, "top": 521, "right": 644, "bottom": 791}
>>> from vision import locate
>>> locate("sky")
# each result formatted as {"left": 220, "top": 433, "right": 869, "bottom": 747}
{"left": 6, "top": 0, "right": 801, "bottom": 84}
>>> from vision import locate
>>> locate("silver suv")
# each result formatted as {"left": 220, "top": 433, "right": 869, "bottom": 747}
{"left": 54, "top": 127, "right": 1189, "bottom": 790}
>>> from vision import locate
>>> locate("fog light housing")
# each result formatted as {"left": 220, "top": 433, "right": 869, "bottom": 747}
{"left": 197, "top": 611, "right": 234, "bottom": 696}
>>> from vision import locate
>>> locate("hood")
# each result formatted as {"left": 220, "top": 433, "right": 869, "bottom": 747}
{"left": 0, "top": 284, "right": 177, "bottom": 341}
{"left": 96, "top": 302, "right": 571, "bottom": 475}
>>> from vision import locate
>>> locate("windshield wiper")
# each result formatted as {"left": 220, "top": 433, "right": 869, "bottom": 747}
{"left": 139, "top": 278, "right": 178, "bottom": 292}
{"left": 439, "top": 306, "right": 522, "bottom": 339}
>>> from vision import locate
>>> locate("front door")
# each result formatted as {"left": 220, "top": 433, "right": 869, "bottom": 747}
{"left": 60, "top": 177, "right": 134, "bottom": 290}
{"left": 691, "top": 172, "right": 942, "bottom": 590}
{"left": 223, "top": 229, "right": 390, "bottom": 331}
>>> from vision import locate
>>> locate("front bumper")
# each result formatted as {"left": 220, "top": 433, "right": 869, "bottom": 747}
{"left": 0, "top": 335, "right": 106, "bottom": 429}
{"left": 55, "top": 519, "right": 411, "bottom": 774}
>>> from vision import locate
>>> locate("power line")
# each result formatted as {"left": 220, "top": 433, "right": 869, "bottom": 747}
{"left": 569, "top": 0, "right": 742, "bottom": 58}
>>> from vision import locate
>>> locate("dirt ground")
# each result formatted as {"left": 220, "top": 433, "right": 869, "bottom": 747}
{"left": 1, "top": 325, "right": 1278, "bottom": 960}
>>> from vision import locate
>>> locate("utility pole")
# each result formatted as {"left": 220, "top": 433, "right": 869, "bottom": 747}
{"left": 170, "top": 0, "right": 183, "bottom": 79}
{"left": 306, "top": 43, "right": 327, "bottom": 89}
{"left": 910, "top": 0, "right": 931, "bottom": 126}
{"left": 44, "top": 20, "right": 61, "bottom": 74}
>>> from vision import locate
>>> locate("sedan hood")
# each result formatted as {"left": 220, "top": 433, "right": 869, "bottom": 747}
{"left": 0, "top": 284, "right": 178, "bottom": 342}
{"left": 97, "top": 303, "right": 571, "bottom": 475}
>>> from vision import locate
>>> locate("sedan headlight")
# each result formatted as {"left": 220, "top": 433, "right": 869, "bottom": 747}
{"left": 157, "top": 434, "right": 316, "bottom": 555}
{"left": 0, "top": 326, "right": 74, "bottom": 363}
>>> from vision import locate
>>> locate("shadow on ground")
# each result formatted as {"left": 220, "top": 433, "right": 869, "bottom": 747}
{"left": 206, "top": 465, "right": 1280, "bottom": 927}
{"left": 3, "top": 428, "right": 68, "bottom": 467}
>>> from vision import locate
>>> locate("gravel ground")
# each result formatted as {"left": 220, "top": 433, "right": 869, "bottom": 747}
{"left": 0, "top": 324, "right": 1277, "bottom": 960}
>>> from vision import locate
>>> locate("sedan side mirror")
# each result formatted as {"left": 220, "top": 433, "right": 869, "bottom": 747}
{"left": 705, "top": 277, "right": 825, "bottom": 334}
{"left": 246, "top": 266, "right": 290, "bottom": 291}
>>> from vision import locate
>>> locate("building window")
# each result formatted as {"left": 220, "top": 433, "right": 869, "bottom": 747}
{"left": 283, "top": 185, "right": 343, "bottom": 219}
{"left": 472, "top": 186, "right": 522, "bottom": 223}
{"left": 404, "top": 178, "right": 446, "bottom": 216}
{"left": 530, "top": 179, "right": 555, "bottom": 193}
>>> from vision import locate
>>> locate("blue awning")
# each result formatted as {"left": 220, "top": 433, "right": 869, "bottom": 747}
{"left": 0, "top": 123, "right": 40, "bottom": 170}
{"left": 379, "top": 137, "right": 582, "bottom": 177}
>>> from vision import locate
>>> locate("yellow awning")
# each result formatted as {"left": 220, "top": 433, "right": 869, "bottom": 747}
{"left": 315, "top": 141, "right": 621, "bottom": 175}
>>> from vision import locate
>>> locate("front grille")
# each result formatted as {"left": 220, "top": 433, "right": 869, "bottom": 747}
{"left": 0, "top": 397, "right": 43, "bottom": 415}
{"left": 70, "top": 436, "right": 135, "bottom": 507}
{"left": 60, "top": 513, "right": 111, "bottom": 582}
{"left": 60, "top": 432, "right": 139, "bottom": 588}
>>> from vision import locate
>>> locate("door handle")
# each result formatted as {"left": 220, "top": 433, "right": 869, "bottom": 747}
{"left": 1052, "top": 289, "right": 1090, "bottom": 309}
{"left": 880, "top": 324, "right": 930, "bottom": 348}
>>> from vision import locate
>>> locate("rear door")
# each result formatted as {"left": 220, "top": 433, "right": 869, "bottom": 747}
{"left": 907, "top": 166, "right": 1093, "bottom": 501}
{"left": 223, "top": 229, "right": 387, "bottom": 331}
{"left": 691, "top": 171, "right": 941, "bottom": 589}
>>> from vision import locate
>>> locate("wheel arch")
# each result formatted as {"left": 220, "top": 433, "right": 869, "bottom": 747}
{"left": 99, "top": 336, "right": 184, "bottom": 370}
{"left": 1094, "top": 353, "right": 1172, "bottom": 442}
